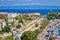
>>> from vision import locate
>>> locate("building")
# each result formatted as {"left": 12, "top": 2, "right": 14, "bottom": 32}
{"left": 0, "top": 21, "right": 6, "bottom": 31}
{"left": 8, "top": 18, "right": 14, "bottom": 22}
{"left": 7, "top": 13, "right": 19, "bottom": 22}
{"left": 0, "top": 12, "right": 6, "bottom": 30}
{"left": 58, "top": 12, "right": 60, "bottom": 15}
{"left": 14, "top": 33, "right": 22, "bottom": 40}
{"left": 0, "top": 12, "right": 6, "bottom": 19}
{"left": 41, "top": 18, "right": 47, "bottom": 22}
{"left": 2, "top": 21, "right": 6, "bottom": 28}
{"left": 7, "top": 13, "right": 18, "bottom": 18}
{"left": 22, "top": 13, "right": 40, "bottom": 16}
{"left": 0, "top": 22, "right": 2, "bottom": 30}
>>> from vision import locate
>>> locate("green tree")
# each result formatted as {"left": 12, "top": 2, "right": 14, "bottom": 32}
{"left": 49, "top": 36, "right": 54, "bottom": 40}
{"left": 3, "top": 14, "right": 11, "bottom": 32}
{"left": 40, "top": 20, "right": 50, "bottom": 29}
{"left": 21, "top": 31, "right": 38, "bottom": 40}
{"left": 35, "top": 23, "right": 39, "bottom": 27}
{"left": 47, "top": 12, "right": 58, "bottom": 20}
{"left": 0, "top": 36, "right": 2, "bottom": 40}
{"left": 3, "top": 26, "right": 11, "bottom": 33}
{"left": 5, "top": 36, "right": 14, "bottom": 40}
{"left": 58, "top": 14, "right": 60, "bottom": 19}
{"left": 15, "top": 16, "right": 20, "bottom": 20}
{"left": 35, "top": 29, "right": 42, "bottom": 35}
{"left": 15, "top": 16, "right": 25, "bottom": 24}
{"left": 12, "top": 22, "right": 14, "bottom": 26}
{"left": 16, "top": 24, "right": 22, "bottom": 29}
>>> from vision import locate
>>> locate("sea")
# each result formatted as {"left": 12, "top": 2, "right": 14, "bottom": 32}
{"left": 0, "top": 5, "right": 60, "bottom": 15}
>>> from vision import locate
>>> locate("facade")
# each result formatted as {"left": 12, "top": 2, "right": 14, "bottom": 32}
{"left": 7, "top": 13, "right": 18, "bottom": 18}
{"left": 0, "top": 12, "right": 6, "bottom": 30}
{"left": 0, "top": 12, "right": 6, "bottom": 19}
{"left": 58, "top": 13, "right": 60, "bottom": 15}
{"left": 22, "top": 13, "right": 40, "bottom": 16}
{"left": 42, "top": 18, "right": 47, "bottom": 22}
{"left": 7, "top": 13, "right": 19, "bottom": 22}
{"left": 8, "top": 18, "right": 14, "bottom": 22}
{"left": 0, "top": 22, "right": 2, "bottom": 30}
{"left": 0, "top": 21, "right": 6, "bottom": 30}
{"left": 2, "top": 21, "right": 6, "bottom": 28}
{"left": 14, "top": 34, "right": 22, "bottom": 40}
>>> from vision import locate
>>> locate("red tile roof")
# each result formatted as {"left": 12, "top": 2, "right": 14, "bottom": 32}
{"left": 0, "top": 14, "right": 5, "bottom": 19}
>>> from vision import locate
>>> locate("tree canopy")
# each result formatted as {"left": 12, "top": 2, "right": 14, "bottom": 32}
{"left": 35, "top": 23, "right": 39, "bottom": 27}
{"left": 0, "top": 36, "right": 2, "bottom": 40}
{"left": 5, "top": 36, "right": 14, "bottom": 40}
{"left": 16, "top": 24, "right": 22, "bottom": 29}
{"left": 21, "top": 31, "right": 38, "bottom": 40}
{"left": 35, "top": 29, "right": 42, "bottom": 35}
{"left": 40, "top": 20, "right": 50, "bottom": 29}
{"left": 49, "top": 36, "right": 54, "bottom": 40}
{"left": 47, "top": 12, "right": 58, "bottom": 20}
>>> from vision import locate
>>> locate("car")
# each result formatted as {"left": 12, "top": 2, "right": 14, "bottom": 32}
{"left": 11, "top": 28, "right": 17, "bottom": 31}
{"left": 45, "top": 35, "right": 50, "bottom": 39}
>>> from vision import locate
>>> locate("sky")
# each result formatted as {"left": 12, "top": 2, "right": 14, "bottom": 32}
{"left": 0, "top": 0, "right": 60, "bottom": 6}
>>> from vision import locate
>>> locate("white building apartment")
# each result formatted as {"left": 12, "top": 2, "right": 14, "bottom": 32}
{"left": 58, "top": 12, "right": 60, "bottom": 15}
{"left": 7, "top": 13, "right": 18, "bottom": 18}
{"left": 23, "top": 13, "right": 40, "bottom": 16}
{"left": 7, "top": 13, "right": 19, "bottom": 22}
{"left": 0, "top": 21, "right": 6, "bottom": 30}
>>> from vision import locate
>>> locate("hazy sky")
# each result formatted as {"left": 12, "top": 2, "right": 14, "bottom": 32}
{"left": 0, "top": 0, "right": 60, "bottom": 6}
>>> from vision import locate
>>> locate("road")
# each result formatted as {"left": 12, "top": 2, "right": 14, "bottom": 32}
{"left": 20, "top": 18, "right": 43, "bottom": 33}
{"left": 37, "top": 20, "right": 60, "bottom": 40}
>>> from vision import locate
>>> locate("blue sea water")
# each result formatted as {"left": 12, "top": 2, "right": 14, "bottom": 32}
{"left": 0, "top": 6, "right": 60, "bottom": 15}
